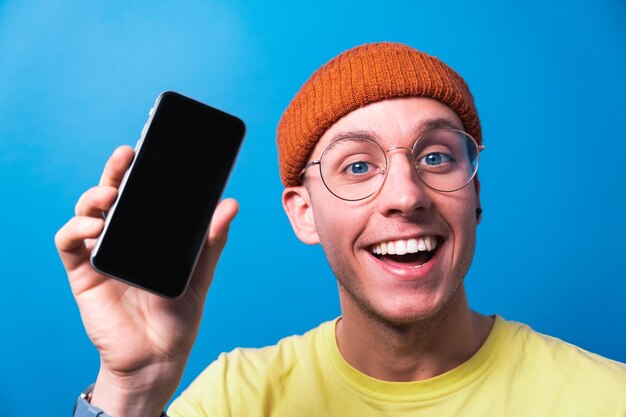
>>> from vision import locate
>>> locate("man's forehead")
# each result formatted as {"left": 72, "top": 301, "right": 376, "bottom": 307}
{"left": 316, "top": 98, "right": 465, "bottom": 149}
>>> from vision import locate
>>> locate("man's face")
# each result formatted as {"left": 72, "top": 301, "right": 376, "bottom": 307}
{"left": 285, "top": 97, "right": 480, "bottom": 325}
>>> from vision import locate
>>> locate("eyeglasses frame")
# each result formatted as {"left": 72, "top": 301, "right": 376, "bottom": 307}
{"left": 299, "top": 128, "right": 486, "bottom": 202}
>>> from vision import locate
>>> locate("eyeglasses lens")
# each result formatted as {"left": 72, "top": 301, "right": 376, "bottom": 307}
{"left": 412, "top": 129, "right": 479, "bottom": 192}
{"left": 319, "top": 138, "right": 387, "bottom": 201}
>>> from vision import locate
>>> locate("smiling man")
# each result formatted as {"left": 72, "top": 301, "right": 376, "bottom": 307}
{"left": 278, "top": 94, "right": 493, "bottom": 386}
{"left": 59, "top": 42, "right": 626, "bottom": 417}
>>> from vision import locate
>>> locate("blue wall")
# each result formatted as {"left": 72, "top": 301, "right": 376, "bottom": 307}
{"left": 0, "top": 0, "right": 624, "bottom": 414}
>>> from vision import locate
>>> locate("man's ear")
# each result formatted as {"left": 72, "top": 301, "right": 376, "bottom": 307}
{"left": 282, "top": 186, "right": 320, "bottom": 244}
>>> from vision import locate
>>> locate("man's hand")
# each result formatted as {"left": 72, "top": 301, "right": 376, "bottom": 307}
{"left": 55, "top": 145, "right": 239, "bottom": 417}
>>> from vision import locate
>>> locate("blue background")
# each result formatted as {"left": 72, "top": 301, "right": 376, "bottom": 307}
{"left": 1, "top": 0, "right": 625, "bottom": 414}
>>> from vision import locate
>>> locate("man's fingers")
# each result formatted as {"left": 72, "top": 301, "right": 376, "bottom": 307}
{"left": 55, "top": 216, "right": 104, "bottom": 272}
{"left": 99, "top": 146, "right": 135, "bottom": 188}
{"left": 75, "top": 186, "right": 118, "bottom": 217}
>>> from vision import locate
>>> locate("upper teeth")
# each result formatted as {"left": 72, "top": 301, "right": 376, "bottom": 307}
{"left": 371, "top": 236, "right": 438, "bottom": 256}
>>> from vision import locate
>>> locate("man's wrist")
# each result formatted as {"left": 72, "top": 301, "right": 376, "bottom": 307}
{"left": 88, "top": 363, "right": 182, "bottom": 417}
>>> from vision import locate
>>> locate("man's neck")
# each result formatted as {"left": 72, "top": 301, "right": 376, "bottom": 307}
{"left": 335, "top": 285, "right": 494, "bottom": 382}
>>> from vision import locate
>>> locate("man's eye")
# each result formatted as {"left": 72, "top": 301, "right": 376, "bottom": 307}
{"left": 419, "top": 153, "right": 451, "bottom": 166}
{"left": 348, "top": 161, "right": 370, "bottom": 174}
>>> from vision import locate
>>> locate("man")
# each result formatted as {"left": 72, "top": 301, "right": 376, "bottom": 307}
{"left": 56, "top": 42, "right": 626, "bottom": 417}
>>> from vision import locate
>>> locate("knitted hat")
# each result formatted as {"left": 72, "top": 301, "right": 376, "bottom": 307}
{"left": 277, "top": 42, "right": 482, "bottom": 187}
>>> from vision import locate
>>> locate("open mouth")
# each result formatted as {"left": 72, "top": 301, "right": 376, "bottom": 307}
{"left": 370, "top": 236, "right": 440, "bottom": 268}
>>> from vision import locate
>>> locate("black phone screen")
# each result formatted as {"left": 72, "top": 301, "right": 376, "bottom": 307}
{"left": 91, "top": 91, "right": 245, "bottom": 298}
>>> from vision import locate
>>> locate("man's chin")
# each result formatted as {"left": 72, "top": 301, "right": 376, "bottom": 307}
{"left": 343, "top": 282, "right": 467, "bottom": 332}
{"left": 373, "top": 304, "right": 447, "bottom": 329}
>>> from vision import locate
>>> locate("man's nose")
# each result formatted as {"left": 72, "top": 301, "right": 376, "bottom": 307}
{"left": 375, "top": 148, "right": 432, "bottom": 216}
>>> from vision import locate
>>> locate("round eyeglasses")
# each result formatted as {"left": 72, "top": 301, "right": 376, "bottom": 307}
{"left": 300, "top": 128, "right": 485, "bottom": 201}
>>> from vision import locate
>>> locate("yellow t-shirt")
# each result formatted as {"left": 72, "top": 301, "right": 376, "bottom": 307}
{"left": 169, "top": 316, "right": 626, "bottom": 416}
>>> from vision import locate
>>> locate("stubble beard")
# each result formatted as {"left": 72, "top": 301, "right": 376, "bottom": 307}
{"left": 320, "top": 232, "right": 476, "bottom": 334}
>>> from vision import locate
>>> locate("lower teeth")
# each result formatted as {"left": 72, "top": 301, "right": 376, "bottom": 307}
{"left": 376, "top": 249, "right": 435, "bottom": 265}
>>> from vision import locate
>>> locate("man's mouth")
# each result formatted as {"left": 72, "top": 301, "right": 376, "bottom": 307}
{"left": 370, "top": 236, "right": 440, "bottom": 268}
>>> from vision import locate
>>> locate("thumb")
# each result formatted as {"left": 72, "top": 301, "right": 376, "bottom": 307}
{"left": 186, "top": 198, "right": 239, "bottom": 298}
{"left": 208, "top": 198, "right": 239, "bottom": 248}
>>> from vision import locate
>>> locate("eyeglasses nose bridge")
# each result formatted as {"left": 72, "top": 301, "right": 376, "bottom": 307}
{"left": 379, "top": 145, "right": 424, "bottom": 186}
{"left": 385, "top": 146, "right": 413, "bottom": 154}
{"left": 383, "top": 145, "right": 416, "bottom": 174}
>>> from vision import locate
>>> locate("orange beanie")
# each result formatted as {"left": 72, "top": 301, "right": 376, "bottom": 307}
{"left": 277, "top": 42, "right": 482, "bottom": 187}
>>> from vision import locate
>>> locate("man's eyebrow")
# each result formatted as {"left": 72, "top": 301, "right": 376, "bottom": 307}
{"left": 413, "top": 118, "right": 464, "bottom": 136}
{"left": 328, "top": 118, "right": 463, "bottom": 145}
{"left": 330, "top": 130, "right": 381, "bottom": 143}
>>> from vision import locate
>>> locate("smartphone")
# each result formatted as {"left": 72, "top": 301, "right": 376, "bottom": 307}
{"left": 91, "top": 91, "right": 246, "bottom": 298}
